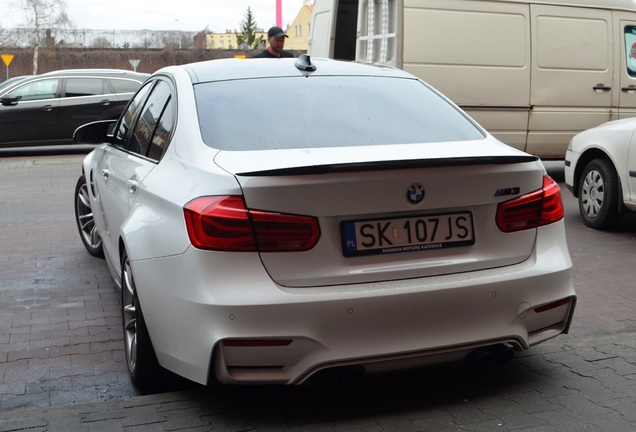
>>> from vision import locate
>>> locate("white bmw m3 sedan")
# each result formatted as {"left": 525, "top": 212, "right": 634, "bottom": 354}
{"left": 73, "top": 55, "right": 576, "bottom": 389}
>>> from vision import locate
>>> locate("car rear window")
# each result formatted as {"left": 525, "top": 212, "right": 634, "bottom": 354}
{"left": 194, "top": 76, "right": 485, "bottom": 151}
{"left": 109, "top": 78, "right": 143, "bottom": 93}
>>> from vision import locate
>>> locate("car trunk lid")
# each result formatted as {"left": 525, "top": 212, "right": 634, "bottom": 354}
{"left": 214, "top": 139, "right": 544, "bottom": 287}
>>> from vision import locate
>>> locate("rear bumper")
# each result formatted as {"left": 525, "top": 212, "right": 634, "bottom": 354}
{"left": 213, "top": 293, "right": 575, "bottom": 385}
{"left": 131, "top": 221, "right": 575, "bottom": 385}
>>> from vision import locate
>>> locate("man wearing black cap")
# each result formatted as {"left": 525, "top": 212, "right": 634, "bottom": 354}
{"left": 253, "top": 26, "right": 294, "bottom": 58}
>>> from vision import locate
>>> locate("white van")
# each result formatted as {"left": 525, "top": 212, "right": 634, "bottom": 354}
{"left": 309, "top": 0, "right": 636, "bottom": 159}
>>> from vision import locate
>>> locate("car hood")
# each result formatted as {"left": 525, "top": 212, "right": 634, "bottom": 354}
{"left": 570, "top": 117, "right": 636, "bottom": 154}
{"left": 590, "top": 117, "right": 636, "bottom": 131}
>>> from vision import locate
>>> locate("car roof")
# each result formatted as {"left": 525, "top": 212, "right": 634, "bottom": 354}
{"left": 0, "top": 75, "right": 31, "bottom": 91}
{"left": 178, "top": 56, "right": 416, "bottom": 84}
{"left": 0, "top": 70, "right": 148, "bottom": 97}
{"left": 38, "top": 69, "right": 149, "bottom": 80}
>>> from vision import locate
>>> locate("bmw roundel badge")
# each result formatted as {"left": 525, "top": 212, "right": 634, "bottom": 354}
{"left": 407, "top": 183, "right": 425, "bottom": 204}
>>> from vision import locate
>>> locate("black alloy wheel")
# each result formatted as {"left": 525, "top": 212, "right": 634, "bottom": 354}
{"left": 74, "top": 174, "right": 104, "bottom": 257}
{"left": 121, "top": 251, "right": 161, "bottom": 388}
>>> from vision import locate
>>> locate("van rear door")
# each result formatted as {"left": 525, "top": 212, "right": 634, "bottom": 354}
{"left": 309, "top": 0, "right": 338, "bottom": 58}
{"left": 528, "top": 5, "right": 613, "bottom": 158}
{"left": 615, "top": 13, "right": 636, "bottom": 121}
{"left": 400, "top": 0, "right": 531, "bottom": 154}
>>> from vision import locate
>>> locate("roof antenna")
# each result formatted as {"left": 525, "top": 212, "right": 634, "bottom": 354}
{"left": 295, "top": 54, "right": 317, "bottom": 74}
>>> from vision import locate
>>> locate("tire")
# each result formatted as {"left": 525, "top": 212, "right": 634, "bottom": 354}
{"left": 74, "top": 174, "right": 104, "bottom": 257}
{"left": 121, "top": 251, "right": 161, "bottom": 389}
{"left": 578, "top": 158, "right": 622, "bottom": 230}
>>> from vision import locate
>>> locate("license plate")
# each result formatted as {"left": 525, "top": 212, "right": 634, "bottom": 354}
{"left": 341, "top": 212, "right": 475, "bottom": 257}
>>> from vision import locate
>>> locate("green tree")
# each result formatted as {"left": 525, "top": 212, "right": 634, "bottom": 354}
{"left": 236, "top": 6, "right": 262, "bottom": 50}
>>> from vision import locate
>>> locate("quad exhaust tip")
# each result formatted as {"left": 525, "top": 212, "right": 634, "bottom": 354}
{"left": 308, "top": 343, "right": 515, "bottom": 391}
{"left": 309, "top": 365, "right": 366, "bottom": 392}
{"left": 465, "top": 343, "right": 515, "bottom": 369}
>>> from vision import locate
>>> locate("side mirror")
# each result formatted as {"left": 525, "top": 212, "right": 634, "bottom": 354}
{"left": 1, "top": 96, "right": 21, "bottom": 106}
{"left": 73, "top": 119, "right": 117, "bottom": 144}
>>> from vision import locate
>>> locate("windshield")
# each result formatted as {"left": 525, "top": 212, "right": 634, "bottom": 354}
{"left": 194, "top": 76, "right": 485, "bottom": 151}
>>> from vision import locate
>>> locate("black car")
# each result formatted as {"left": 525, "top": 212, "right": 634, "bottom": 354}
{"left": 0, "top": 69, "right": 149, "bottom": 148}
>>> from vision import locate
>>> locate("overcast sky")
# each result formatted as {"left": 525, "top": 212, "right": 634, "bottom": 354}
{"left": 0, "top": 0, "right": 308, "bottom": 33}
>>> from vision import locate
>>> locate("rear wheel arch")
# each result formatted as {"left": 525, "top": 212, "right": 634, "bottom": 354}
{"left": 573, "top": 148, "right": 610, "bottom": 197}
{"left": 74, "top": 174, "right": 104, "bottom": 257}
{"left": 118, "top": 237, "right": 127, "bottom": 273}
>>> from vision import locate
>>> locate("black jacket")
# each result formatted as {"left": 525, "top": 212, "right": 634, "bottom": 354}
{"left": 253, "top": 50, "right": 294, "bottom": 58}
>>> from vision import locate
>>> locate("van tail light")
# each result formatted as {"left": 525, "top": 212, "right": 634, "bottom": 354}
{"left": 496, "top": 176, "right": 564, "bottom": 232}
{"left": 184, "top": 196, "right": 320, "bottom": 252}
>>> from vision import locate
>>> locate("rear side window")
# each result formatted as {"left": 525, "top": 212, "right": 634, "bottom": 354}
{"left": 65, "top": 78, "right": 108, "bottom": 97}
{"left": 147, "top": 96, "right": 174, "bottom": 161}
{"left": 194, "top": 76, "right": 484, "bottom": 151}
{"left": 114, "top": 79, "right": 174, "bottom": 161}
{"left": 128, "top": 80, "right": 173, "bottom": 160}
{"left": 115, "top": 81, "right": 153, "bottom": 144}
{"left": 109, "top": 78, "right": 142, "bottom": 93}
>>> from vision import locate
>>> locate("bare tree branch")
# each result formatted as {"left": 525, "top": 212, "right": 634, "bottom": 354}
{"left": 17, "top": 0, "right": 74, "bottom": 73}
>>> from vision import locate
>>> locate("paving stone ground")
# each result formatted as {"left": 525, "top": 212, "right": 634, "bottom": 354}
{"left": 0, "top": 153, "right": 635, "bottom": 431}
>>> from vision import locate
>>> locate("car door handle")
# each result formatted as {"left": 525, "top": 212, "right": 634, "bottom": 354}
{"left": 622, "top": 86, "right": 636, "bottom": 93}
{"left": 99, "top": 99, "right": 111, "bottom": 106}
{"left": 593, "top": 84, "right": 611, "bottom": 92}
{"left": 126, "top": 178, "right": 139, "bottom": 194}
{"left": 101, "top": 168, "right": 110, "bottom": 179}
{"left": 41, "top": 105, "right": 55, "bottom": 111}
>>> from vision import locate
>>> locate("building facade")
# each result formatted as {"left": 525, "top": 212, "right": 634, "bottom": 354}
{"left": 285, "top": 0, "right": 314, "bottom": 51}
{"left": 206, "top": 31, "right": 267, "bottom": 50}
{"left": 205, "top": 1, "right": 313, "bottom": 52}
